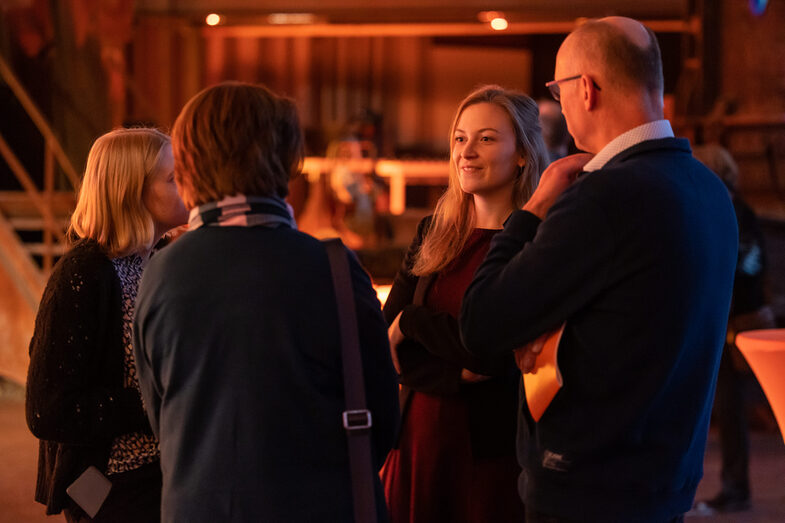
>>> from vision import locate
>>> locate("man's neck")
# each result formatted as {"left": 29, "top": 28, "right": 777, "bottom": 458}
{"left": 589, "top": 93, "right": 664, "bottom": 153}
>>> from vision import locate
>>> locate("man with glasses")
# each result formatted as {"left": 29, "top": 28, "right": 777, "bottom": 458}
{"left": 460, "top": 16, "right": 738, "bottom": 522}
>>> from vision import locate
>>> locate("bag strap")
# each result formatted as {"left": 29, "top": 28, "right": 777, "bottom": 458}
{"left": 323, "top": 238, "right": 378, "bottom": 523}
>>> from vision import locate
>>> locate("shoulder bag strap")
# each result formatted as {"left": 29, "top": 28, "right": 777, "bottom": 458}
{"left": 323, "top": 238, "right": 378, "bottom": 523}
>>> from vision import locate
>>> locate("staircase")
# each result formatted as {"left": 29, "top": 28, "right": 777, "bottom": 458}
{"left": 0, "top": 191, "right": 74, "bottom": 302}
{"left": 0, "top": 54, "right": 79, "bottom": 384}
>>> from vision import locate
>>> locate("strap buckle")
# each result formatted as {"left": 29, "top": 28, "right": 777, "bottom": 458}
{"left": 343, "top": 409, "right": 372, "bottom": 431}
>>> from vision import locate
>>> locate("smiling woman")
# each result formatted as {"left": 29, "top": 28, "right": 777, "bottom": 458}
{"left": 381, "top": 85, "right": 549, "bottom": 523}
{"left": 452, "top": 102, "right": 524, "bottom": 203}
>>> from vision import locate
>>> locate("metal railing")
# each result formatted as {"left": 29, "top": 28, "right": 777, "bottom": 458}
{"left": 0, "top": 54, "right": 79, "bottom": 274}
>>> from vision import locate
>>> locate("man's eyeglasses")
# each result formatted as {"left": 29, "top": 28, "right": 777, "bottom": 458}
{"left": 545, "top": 74, "right": 601, "bottom": 102}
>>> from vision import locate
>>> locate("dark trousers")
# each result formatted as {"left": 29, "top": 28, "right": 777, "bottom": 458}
{"left": 64, "top": 461, "right": 161, "bottom": 523}
{"left": 714, "top": 346, "right": 751, "bottom": 497}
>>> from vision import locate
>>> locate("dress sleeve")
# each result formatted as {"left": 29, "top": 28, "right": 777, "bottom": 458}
{"left": 26, "top": 250, "right": 149, "bottom": 445}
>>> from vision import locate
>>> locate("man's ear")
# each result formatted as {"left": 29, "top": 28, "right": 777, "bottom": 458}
{"left": 582, "top": 75, "right": 598, "bottom": 111}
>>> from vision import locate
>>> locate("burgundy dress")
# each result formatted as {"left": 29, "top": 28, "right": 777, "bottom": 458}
{"left": 382, "top": 227, "right": 524, "bottom": 523}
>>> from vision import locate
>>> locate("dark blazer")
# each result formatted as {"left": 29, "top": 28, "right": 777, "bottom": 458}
{"left": 133, "top": 225, "right": 400, "bottom": 523}
{"left": 384, "top": 216, "right": 519, "bottom": 458}
{"left": 26, "top": 239, "right": 153, "bottom": 515}
{"left": 461, "top": 137, "right": 739, "bottom": 522}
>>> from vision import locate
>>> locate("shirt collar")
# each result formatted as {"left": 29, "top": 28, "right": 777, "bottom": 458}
{"left": 583, "top": 120, "right": 674, "bottom": 172}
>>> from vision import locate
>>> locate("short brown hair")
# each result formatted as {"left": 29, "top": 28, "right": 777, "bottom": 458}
{"left": 172, "top": 82, "right": 303, "bottom": 209}
{"left": 577, "top": 20, "right": 663, "bottom": 95}
{"left": 70, "top": 127, "right": 170, "bottom": 257}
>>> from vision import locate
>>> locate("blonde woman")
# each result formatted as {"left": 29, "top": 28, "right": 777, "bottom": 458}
{"left": 26, "top": 128, "right": 188, "bottom": 522}
{"left": 382, "top": 85, "right": 549, "bottom": 522}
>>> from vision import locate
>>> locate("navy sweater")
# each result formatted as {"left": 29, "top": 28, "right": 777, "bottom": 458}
{"left": 133, "top": 225, "right": 399, "bottom": 523}
{"left": 460, "top": 138, "right": 738, "bottom": 522}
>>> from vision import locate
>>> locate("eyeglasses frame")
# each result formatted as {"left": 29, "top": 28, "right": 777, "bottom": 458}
{"left": 545, "top": 74, "right": 602, "bottom": 101}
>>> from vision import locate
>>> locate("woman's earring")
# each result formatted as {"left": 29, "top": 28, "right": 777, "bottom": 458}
{"left": 518, "top": 164, "right": 525, "bottom": 176}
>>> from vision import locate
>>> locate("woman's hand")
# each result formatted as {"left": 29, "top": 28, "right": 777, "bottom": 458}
{"left": 388, "top": 311, "right": 404, "bottom": 374}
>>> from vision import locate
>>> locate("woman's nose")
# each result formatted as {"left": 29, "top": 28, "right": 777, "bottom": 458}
{"left": 461, "top": 141, "right": 478, "bottom": 158}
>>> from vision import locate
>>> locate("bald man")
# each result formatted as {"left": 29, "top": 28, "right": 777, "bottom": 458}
{"left": 460, "top": 17, "right": 738, "bottom": 522}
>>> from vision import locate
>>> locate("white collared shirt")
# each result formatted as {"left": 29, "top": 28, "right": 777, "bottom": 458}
{"left": 583, "top": 120, "right": 675, "bottom": 172}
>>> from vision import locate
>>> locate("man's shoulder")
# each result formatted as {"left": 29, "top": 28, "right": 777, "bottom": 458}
{"left": 602, "top": 137, "right": 691, "bottom": 170}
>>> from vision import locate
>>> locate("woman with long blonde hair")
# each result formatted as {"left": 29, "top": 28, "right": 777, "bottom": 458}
{"left": 382, "top": 85, "right": 549, "bottom": 522}
{"left": 26, "top": 127, "right": 188, "bottom": 522}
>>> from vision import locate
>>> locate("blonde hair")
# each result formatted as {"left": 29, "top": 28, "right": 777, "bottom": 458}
{"left": 171, "top": 81, "right": 303, "bottom": 209}
{"left": 412, "top": 85, "right": 549, "bottom": 275}
{"left": 69, "top": 127, "right": 170, "bottom": 257}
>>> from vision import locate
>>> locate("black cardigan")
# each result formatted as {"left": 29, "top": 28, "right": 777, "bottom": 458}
{"left": 384, "top": 216, "right": 519, "bottom": 458}
{"left": 26, "top": 239, "right": 153, "bottom": 515}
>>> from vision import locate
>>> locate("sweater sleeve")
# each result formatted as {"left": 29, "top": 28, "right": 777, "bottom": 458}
{"left": 26, "top": 247, "right": 149, "bottom": 445}
{"left": 382, "top": 217, "right": 466, "bottom": 392}
{"left": 398, "top": 303, "right": 514, "bottom": 376}
{"left": 460, "top": 185, "right": 615, "bottom": 356}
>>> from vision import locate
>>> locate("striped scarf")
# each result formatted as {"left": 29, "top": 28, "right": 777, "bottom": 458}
{"left": 188, "top": 194, "right": 296, "bottom": 231}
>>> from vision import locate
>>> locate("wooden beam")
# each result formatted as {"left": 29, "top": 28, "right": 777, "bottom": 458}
{"left": 198, "top": 18, "right": 696, "bottom": 38}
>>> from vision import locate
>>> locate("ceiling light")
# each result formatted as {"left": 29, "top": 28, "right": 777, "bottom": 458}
{"left": 490, "top": 17, "right": 509, "bottom": 31}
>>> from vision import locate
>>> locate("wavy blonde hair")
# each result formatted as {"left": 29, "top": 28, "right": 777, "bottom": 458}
{"left": 69, "top": 127, "right": 170, "bottom": 257}
{"left": 412, "top": 85, "right": 549, "bottom": 276}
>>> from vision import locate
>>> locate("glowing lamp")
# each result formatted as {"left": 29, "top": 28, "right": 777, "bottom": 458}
{"left": 490, "top": 17, "right": 508, "bottom": 31}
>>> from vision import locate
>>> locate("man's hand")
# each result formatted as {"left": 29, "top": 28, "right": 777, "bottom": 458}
{"left": 388, "top": 311, "right": 404, "bottom": 374}
{"left": 523, "top": 153, "right": 593, "bottom": 219}
{"left": 514, "top": 331, "right": 552, "bottom": 374}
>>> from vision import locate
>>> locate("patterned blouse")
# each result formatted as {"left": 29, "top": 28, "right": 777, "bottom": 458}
{"left": 106, "top": 254, "right": 159, "bottom": 475}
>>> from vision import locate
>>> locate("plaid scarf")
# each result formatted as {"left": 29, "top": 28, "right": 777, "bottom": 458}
{"left": 188, "top": 194, "right": 296, "bottom": 231}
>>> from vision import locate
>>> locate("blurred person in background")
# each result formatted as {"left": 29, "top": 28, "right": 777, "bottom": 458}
{"left": 537, "top": 99, "right": 571, "bottom": 163}
{"left": 693, "top": 143, "right": 775, "bottom": 514}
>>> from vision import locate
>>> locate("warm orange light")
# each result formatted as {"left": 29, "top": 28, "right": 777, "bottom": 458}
{"left": 267, "top": 13, "right": 318, "bottom": 25}
{"left": 490, "top": 17, "right": 508, "bottom": 31}
{"left": 477, "top": 11, "right": 502, "bottom": 23}
{"left": 205, "top": 13, "right": 221, "bottom": 26}
{"left": 373, "top": 284, "right": 392, "bottom": 306}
